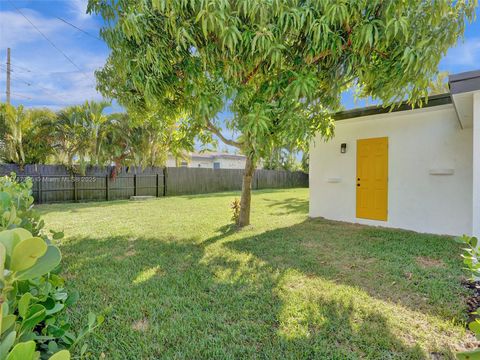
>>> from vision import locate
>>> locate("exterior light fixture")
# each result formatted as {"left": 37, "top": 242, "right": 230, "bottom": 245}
{"left": 340, "top": 143, "right": 347, "bottom": 154}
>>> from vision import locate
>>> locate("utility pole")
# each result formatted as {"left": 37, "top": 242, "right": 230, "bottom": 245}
{"left": 6, "top": 48, "right": 11, "bottom": 104}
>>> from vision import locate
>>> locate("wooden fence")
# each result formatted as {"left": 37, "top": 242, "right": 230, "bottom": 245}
{"left": 0, "top": 164, "right": 308, "bottom": 203}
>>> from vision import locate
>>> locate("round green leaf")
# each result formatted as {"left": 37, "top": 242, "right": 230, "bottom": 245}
{"left": 49, "top": 350, "right": 70, "bottom": 360}
{"left": 15, "top": 246, "right": 62, "bottom": 281}
{"left": 6, "top": 341, "right": 36, "bottom": 360}
{"left": 10, "top": 237, "right": 47, "bottom": 272}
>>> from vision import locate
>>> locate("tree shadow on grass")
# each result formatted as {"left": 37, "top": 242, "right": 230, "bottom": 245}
{"left": 226, "top": 217, "right": 468, "bottom": 323}
{"left": 61, "top": 231, "right": 432, "bottom": 359}
{"left": 262, "top": 196, "right": 309, "bottom": 215}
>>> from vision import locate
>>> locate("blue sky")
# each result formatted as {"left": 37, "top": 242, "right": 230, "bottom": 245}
{"left": 0, "top": 1, "right": 479, "bottom": 113}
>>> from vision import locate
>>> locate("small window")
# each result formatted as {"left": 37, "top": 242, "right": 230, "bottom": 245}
{"left": 181, "top": 161, "right": 188, "bottom": 167}
{"left": 213, "top": 162, "right": 220, "bottom": 169}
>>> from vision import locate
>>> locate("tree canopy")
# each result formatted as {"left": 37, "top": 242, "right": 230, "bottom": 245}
{"left": 88, "top": 0, "right": 476, "bottom": 225}
{"left": 0, "top": 102, "right": 186, "bottom": 173}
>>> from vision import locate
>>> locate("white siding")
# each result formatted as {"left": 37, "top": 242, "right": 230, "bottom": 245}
{"left": 473, "top": 92, "right": 480, "bottom": 237}
{"left": 309, "top": 104, "right": 473, "bottom": 236}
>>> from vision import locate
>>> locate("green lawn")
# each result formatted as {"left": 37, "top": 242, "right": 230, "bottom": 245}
{"left": 39, "top": 188, "right": 473, "bottom": 359}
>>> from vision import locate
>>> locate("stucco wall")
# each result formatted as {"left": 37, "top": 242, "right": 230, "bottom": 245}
{"left": 214, "top": 157, "right": 247, "bottom": 169}
{"left": 309, "top": 104, "right": 473, "bottom": 235}
{"left": 473, "top": 92, "right": 480, "bottom": 237}
{"left": 189, "top": 159, "right": 213, "bottom": 168}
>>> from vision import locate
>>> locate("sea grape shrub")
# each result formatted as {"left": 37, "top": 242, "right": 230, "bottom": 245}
{"left": 0, "top": 175, "right": 103, "bottom": 360}
{"left": 456, "top": 235, "right": 480, "bottom": 360}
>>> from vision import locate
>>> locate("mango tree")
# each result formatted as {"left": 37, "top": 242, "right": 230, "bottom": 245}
{"left": 88, "top": 0, "right": 475, "bottom": 226}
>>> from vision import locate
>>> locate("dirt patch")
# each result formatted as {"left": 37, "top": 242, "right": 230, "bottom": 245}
{"left": 416, "top": 256, "right": 444, "bottom": 268}
{"left": 132, "top": 318, "right": 149, "bottom": 332}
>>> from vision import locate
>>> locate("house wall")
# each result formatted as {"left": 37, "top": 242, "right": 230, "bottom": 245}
{"left": 214, "top": 157, "right": 247, "bottom": 169}
{"left": 189, "top": 159, "right": 213, "bottom": 168}
{"left": 309, "top": 104, "right": 473, "bottom": 235}
{"left": 166, "top": 158, "right": 177, "bottom": 167}
{"left": 473, "top": 92, "right": 480, "bottom": 237}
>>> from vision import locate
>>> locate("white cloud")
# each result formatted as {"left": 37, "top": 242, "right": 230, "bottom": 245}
{"left": 68, "top": 0, "right": 92, "bottom": 21}
{"left": 444, "top": 37, "right": 480, "bottom": 67}
{"left": 0, "top": 9, "right": 65, "bottom": 46}
{"left": 0, "top": 3, "right": 110, "bottom": 109}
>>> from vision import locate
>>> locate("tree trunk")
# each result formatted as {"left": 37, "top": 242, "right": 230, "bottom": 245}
{"left": 238, "top": 156, "right": 256, "bottom": 227}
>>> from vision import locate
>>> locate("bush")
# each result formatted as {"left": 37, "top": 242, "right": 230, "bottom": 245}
{"left": 456, "top": 235, "right": 480, "bottom": 359}
{"left": 0, "top": 174, "right": 102, "bottom": 360}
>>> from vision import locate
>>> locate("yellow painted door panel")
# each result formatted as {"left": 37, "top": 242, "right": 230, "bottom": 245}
{"left": 356, "top": 137, "right": 388, "bottom": 221}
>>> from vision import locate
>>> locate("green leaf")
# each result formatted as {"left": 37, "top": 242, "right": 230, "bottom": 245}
{"left": 51, "top": 231, "right": 64, "bottom": 240}
{"left": 0, "top": 192, "right": 11, "bottom": 208}
{"left": 88, "top": 312, "right": 96, "bottom": 327}
{"left": 45, "top": 303, "right": 64, "bottom": 316}
{"left": 472, "top": 237, "right": 479, "bottom": 249}
{"left": 0, "top": 242, "right": 5, "bottom": 280}
{"left": 457, "top": 348, "right": 480, "bottom": 360}
{"left": 20, "top": 304, "right": 46, "bottom": 334}
{"left": 65, "top": 290, "right": 79, "bottom": 307}
{"left": 6, "top": 341, "right": 36, "bottom": 360}
{"left": 10, "top": 237, "right": 47, "bottom": 272}
{"left": 46, "top": 325, "right": 65, "bottom": 337}
{"left": 469, "top": 320, "right": 480, "bottom": 335}
{"left": 80, "top": 344, "right": 88, "bottom": 356}
{"left": 0, "top": 330, "right": 16, "bottom": 359}
{"left": 15, "top": 246, "right": 62, "bottom": 281}
{"left": 47, "top": 341, "right": 58, "bottom": 354}
{"left": 0, "top": 230, "right": 21, "bottom": 259}
{"left": 9, "top": 228, "right": 32, "bottom": 241}
{"left": 1, "top": 315, "right": 16, "bottom": 335}
{"left": 48, "top": 350, "right": 70, "bottom": 360}
{"left": 18, "top": 293, "right": 36, "bottom": 319}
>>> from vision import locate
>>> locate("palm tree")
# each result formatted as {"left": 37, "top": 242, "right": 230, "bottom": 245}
{"left": 54, "top": 105, "right": 91, "bottom": 171}
{"left": 83, "top": 100, "right": 110, "bottom": 165}
{"left": 22, "top": 108, "right": 57, "bottom": 164}
{"left": 0, "top": 103, "right": 29, "bottom": 165}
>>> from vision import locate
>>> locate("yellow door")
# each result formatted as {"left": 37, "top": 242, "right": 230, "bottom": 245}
{"left": 356, "top": 137, "right": 388, "bottom": 221}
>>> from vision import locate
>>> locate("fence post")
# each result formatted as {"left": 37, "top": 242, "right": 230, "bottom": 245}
{"left": 156, "top": 173, "right": 159, "bottom": 197}
{"left": 163, "top": 167, "right": 167, "bottom": 196}
{"left": 106, "top": 175, "right": 109, "bottom": 201}
{"left": 37, "top": 176, "right": 42, "bottom": 204}
{"left": 133, "top": 174, "right": 137, "bottom": 196}
{"left": 73, "top": 177, "right": 78, "bottom": 202}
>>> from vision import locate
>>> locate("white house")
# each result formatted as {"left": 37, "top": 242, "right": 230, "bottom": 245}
{"left": 309, "top": 70, "right": 480, "bottom": 236}
{"left": 167, "top": 152, "right": 260, "bottom": 169}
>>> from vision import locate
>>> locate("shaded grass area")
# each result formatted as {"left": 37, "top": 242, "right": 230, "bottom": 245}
{"left": 39, "top": 188, "right": 472, "bottom": 359}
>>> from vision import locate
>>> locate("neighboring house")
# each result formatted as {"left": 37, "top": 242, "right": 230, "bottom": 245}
{"left": 310, "top": 70, "right": 480, "bottom": 236}
{"left": 167, "top": 152, "right": 261, "bottom": 169}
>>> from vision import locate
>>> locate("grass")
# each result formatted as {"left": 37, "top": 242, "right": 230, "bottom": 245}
{"left": 38, "top": 188, "right": 473, "bottom": 359}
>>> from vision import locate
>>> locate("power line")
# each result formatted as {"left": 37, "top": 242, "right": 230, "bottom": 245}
{"left": 10, "top": 63, "right": 32, "bottom": 73}
{"left": 55, "top": 16, "right": 103, "bottom": 42}
{"left": 0, "top": 66, "right": 32, "bottom": 86}
{"left": 7, "top": 0, "right": 93, "bottom": 83}
{"left": 0, "top": 65, "right": 70, "bottom": 102}
{"left": 11, "top": 92, "right": 32, "bottom": 100}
